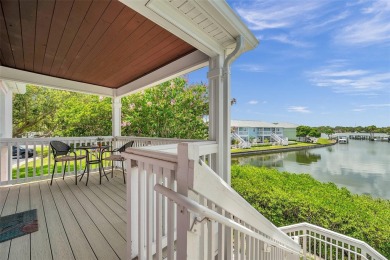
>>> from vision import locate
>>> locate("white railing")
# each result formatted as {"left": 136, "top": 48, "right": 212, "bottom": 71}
{"left": 270, "top": 133, "right": 288, "bottom": 146}
{"left": 232, "top": 132, "right": 251, "bottom": 148}
{"left": 122, "top": 141, "right": 218, "bottom": 259}
{"left": 0, "top": 136, "right": 112, "bottom": 185}
{"left": 0, "top": 136, "right": 202, "bottom": 185}
{"left": 178, "top": 144, "right": 300, "bottom": 259}
{"left": 115, "top": 136, "right": 200, "bottom": 148}
{"left": 280, "top": 222, "right": 387, "bottom": 260}
{"left": 123, "top": 141, "right": 301, "bottom": 259}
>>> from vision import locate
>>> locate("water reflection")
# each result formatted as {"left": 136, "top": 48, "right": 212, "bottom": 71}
{"left": 232, "top": 140, "right": 390, "bottom": 199}
{"left": 289, "top": 151, "right": 321, "bottom": 165}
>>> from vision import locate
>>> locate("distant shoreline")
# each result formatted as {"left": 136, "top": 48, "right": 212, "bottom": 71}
{"left": 231, "top": 142, "right": 336, "bottom": 157}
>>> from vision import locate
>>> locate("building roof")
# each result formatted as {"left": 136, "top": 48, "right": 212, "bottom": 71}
{"left": 231, "top": 120, "right": 299, "bottom": 129}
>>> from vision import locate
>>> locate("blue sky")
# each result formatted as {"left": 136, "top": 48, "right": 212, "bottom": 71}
{"left": 188, "top": 0, "right": 390, "bottom": 127}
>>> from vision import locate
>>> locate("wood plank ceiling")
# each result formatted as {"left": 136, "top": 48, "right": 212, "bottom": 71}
{"left": 0, "top": 0, "right": 197, "bottom": 89}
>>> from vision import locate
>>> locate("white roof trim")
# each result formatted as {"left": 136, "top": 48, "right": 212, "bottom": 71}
{"left": 0, "top": 66, "right": 114, "bottom": 97}
{"left": 115, "top": 50, "right": 209, "bottom": 97}
{"left": 232, "top": 120, "right": 299, "bottom": 128}
{"left": 119, "top": 0, "right": 258, "bottom": 57}
{"left": 197, "top": 0, "right": 258, "bottom": 51}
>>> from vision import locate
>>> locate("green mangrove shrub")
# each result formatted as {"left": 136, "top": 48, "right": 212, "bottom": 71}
{"left": 231, "top": 165, "right": 390, "bottom": 258}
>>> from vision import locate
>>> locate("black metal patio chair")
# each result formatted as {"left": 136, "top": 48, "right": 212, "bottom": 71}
{"left": 101, "top": 141, "right": 134, "bottom": 184}
{"left": 50, "top": 141, "right": 87, "bottom": 185}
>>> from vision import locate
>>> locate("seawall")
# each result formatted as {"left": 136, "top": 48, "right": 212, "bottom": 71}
{"left": 231, "top": 143, "right": 336, "bottom": 157}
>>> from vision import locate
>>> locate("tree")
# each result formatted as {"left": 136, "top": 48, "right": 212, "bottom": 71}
{"left": 12, "top": 85, "right": 63, "bottom": 137}
{"left": 308, "top": 128, "right": 321, "bottom": 138}
{"left": 53, "top": 94, "right": 112, "bottom": 137}
{"left": 323, "top": 127, "right": 334, "bottom": 138}
{"left": 121, "top": 77, "right": 208, "bottom": 139}
{"left": 366, "top": 125, "right": 377, "bottom": 133}
{"left": 296, "top": 125, "right": 311, "bottom": 137}
{"left": 13, "top": 85, "right": 112, "bottom": 137}
{"left": 366, "top": 125, "right": 377, "bottom": 140}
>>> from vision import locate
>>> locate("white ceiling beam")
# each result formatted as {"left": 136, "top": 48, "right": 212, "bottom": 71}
{"left": 2, "top": 81, "right": 26, "bottom": 94}
{"left": 0, "top": 66, "right": 114, "bottom": 97}
{"left": 115, "top": 50, "right": 209, "bottom": 98}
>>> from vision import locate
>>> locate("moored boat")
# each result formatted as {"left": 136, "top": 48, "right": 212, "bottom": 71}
{"left": 338, "top": 136, "right": 349, "bottom": 144}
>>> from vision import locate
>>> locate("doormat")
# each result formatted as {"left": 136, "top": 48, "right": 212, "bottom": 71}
{"left": 0, "top": 209, "right": 38, "bottom": 243}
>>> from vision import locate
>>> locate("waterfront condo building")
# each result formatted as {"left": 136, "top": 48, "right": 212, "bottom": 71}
{"left": 231, "top": 120, "right": 298, "bottom": 143}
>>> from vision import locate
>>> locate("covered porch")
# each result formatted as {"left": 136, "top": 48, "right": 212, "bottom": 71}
{"left": 0, "top": 0, "right": 261, "bottom": 258}
{"left": 0, "top": 0, "right": 258, "bottom": 185}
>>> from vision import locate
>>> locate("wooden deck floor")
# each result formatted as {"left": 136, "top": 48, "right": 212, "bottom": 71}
{"left": 0, "top": 171, "right": 127, "bottom": 260}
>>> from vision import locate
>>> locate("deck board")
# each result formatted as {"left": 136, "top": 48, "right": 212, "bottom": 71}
{"left": 49, "top": 180, "right": 96, "bottom": 260}
{"left": 56, "top": 179, "right": 120, "bottom": 260}
{"left": 89, "top": 175, "right": 127, "bottom": 209}
{"left": 63, "top": 177, "right": 126, "bottom": 259}
{"left": 91, "top": 173, "right": 127, "bottom": 198}
{"left": 86, "top": 179, "right": 127, "bottom": 222}
{"left": 0, "top": 171, "right": 128, "bottom": 260}
{"left": 40, "top": 181, "right": 75, "bottom": 260}
{"left": 8, "top": 184, "right": 30, "bottom": 260}
{"left": 0, "top": 186, "right": 20, "bottom": 258}
{"left": 0, "top": 186, "right": 10, "bottom": 214}
{"left": 68, "top": 177, "right": 127, "bottom": 238}
{"left": 30, "top": 182, "right": 52, "bottom": 260}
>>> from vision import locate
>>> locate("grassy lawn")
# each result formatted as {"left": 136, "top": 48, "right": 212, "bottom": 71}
{"left": 231, "top": 141, "right": 317, "bottom": 153}
{"left": 12, "top": 150, "right": 103, "bottom": 179}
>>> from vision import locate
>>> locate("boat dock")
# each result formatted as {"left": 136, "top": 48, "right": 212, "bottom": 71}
{"left": 348, "top": 134, "right": 389, "bottom": 142}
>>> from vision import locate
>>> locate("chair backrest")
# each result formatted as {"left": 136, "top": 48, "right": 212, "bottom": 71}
{"left": 50, "top": 141, "right": 71, "bottom": 157}
{"left": 118, "top": 141, "right": 134, "bottom": 153}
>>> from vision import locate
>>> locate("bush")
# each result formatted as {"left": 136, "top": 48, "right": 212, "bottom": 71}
{"left": 231, "top": 165, "right": 390, "bottom": 258}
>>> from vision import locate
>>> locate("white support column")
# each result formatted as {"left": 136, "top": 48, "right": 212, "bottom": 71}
{"left": 112, "top": 96, "right": 122, "bottom": 137}
{"left": 208, "top": 36, "right": 244, "bottom": 185}
{"left": 208, "top": 55, "right": 226, "bottom": 181}
{"left": 176, "top": 142, "right": 191, "bottom": 260}
{"left": 0, "top": 81, "right": 13, "bottom": 182}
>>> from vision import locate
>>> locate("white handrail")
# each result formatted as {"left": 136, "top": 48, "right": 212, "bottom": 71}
{"left": 190, "top": 159, "right": 300, "bottom": 252}
{"left": 231, "top": 132, "right": 251, "bottom": 148}
{"left": 280, "top": 222, "right": 387, "bottom": 260}
{"left": 154, "top": 184, "right": 300, "bottom": 257}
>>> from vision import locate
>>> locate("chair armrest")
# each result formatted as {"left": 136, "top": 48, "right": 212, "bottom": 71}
{"left": 101, "top": 149, "right": 115, "bottom": 157}
{"left": 69, "top": 151, "right": 78, "bottom": 159}
{"left": 72, "top": 148, "right": 89, "bottom": 157}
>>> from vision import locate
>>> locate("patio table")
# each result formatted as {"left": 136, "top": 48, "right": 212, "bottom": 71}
{"left": 77, "top": 145, "right": 110, "bottom": 185}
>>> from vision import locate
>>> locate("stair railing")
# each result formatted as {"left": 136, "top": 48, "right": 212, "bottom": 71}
{"left": 173, "top": 142, "right": 301, "bottom": 259}
{"left": 280, "top": 222, "right": 387, "bottom": 260}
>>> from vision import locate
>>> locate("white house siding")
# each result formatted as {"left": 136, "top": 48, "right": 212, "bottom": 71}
{"left": 232, "top": 120, "right": 298, "bottom": 143}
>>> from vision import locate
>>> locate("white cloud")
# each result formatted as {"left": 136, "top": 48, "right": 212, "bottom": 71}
{"left": 248, "top": 100, "right": 258, "bottom": 105}
{"left": 237, "top": 64, "right": 265, "bottom": 72}
{"left": 267, "top": 34, "right": 312, "bottom": 48}
{"left": 361, "top": 104, "right": 390, "bottom": 108}
{"left": 306, "top": 62, "right": 390, "bottom": 95}
{"left": 287, "top": 106, "right": 311, "bottom": 113}
{"left": 352, "top": 103, "right": 390, "bottom": 112}
{"left": 335, "top": 0, "right": 390, "bottom": 45}
{"left": 234, "top": 0, "right": 390, "bottom": 47}
{"left": 235, "top": 1, "right": 326, "bottom": 31}
{"left": 305, "top": 11, "right": 350, "bottom": 31}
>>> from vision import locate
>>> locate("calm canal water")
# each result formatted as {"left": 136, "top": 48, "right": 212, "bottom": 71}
{"left": 232, "top": 139, "right": 390, "bottom": 199}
